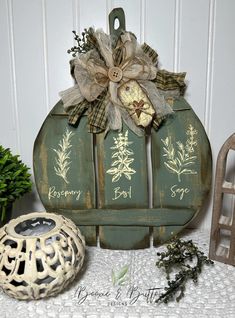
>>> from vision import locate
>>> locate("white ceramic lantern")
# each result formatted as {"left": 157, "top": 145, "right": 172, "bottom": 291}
{"left": 0, "top": 212, "right": 85, "bottom": 300}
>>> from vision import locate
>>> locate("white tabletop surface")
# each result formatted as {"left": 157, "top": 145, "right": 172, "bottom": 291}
{"left": 0, "top": 229, "right": 235, "bottom": 318}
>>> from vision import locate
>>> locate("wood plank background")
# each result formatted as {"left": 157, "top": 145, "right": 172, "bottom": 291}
{"left": 0, "top": 0, "right": 235, "bottom": 231}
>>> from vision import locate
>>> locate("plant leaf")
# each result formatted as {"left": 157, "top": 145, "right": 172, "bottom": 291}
{"left": 123, "top": 158, "right": 134, "bottom": 164}
{"left": 106, "top": 167, "right": 118, "bottom": 175}
{"left": 115, "top": 265, "right": 129, "bottom": 282}
{"left": 112, "top": 173, "right": 121, "bottom": 182}
{"left": 112, "top": 152, "right": 119, "bottom": 158}
{"left": 164, "top": 162, "right": 179, "bottom": 174}
{"left": 177, "top": 150, "right": 184, "bottom": 162}
{"left": 117, "top": 276, "right": 128, "bottom": 286}
{"left": 111, "top": 159, "right": 121, "bottom": 167}
{"left": 181, "top": 161, "right": 195, "bottom": 167}
{"left": 176, "top": 157, "right": 182, "bottom": 166}
{"left": 111, "top": 269, "right": 116, "bottom": 285}
{"left": 124, "top": 149, "right": 134, "bottom": 156}
{"left": 185, "top": 155, "right": 197, "bottom": 161}
{"left": 181, "top": 168, "right": 197, "bottom": 174}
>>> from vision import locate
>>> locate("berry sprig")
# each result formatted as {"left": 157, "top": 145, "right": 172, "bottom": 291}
{"left": 67, "top": 28, "right": 98, "bottom": 57}
{"left": 156, "top": 238, "right": 214, "bottom": 303}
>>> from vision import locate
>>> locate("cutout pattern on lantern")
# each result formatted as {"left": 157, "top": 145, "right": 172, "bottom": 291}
{"left": 0, "top": 212, "right": 85, "bottom": 300}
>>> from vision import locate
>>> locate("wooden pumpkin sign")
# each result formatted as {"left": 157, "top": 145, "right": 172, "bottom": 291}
{"left": 33, "top": 8, "right": 212, "bottom": 249}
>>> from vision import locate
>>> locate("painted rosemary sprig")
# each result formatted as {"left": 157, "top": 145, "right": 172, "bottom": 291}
{"left": 53, "top": 129, "right": 75, "bottom": 184}
{"left": 155, "top": 238, "right": 214, "bottom": 303}
{"left": 161, "top": 124, "right": 198, "bottom": 182}
{"left": 185, "top": 124, "right": 198, "bottom": 153}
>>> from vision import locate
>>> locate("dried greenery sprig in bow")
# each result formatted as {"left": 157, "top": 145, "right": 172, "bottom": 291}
{"left": 67, "top": 28, "right": 99, "bottom": 57}
{"left": 155, "top": 238, "right": 214, "bottom": 303}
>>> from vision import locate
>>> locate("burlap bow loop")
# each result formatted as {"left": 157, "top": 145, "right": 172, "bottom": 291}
{"left": 73, "top": 50, "right": 108, "bottom": 102}
{"left": 74, "top": 30, "right": 157, "bottom": 105}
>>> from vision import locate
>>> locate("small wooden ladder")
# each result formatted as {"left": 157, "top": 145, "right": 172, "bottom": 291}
{"left": 209, "top": 133, "right": 235, "bottom": 265}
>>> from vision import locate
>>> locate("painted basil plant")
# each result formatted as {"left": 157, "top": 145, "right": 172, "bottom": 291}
{"left": 0, "top": 145, "right": 32, "bottom": 224}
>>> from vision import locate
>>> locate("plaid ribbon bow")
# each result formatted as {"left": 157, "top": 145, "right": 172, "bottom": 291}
{"left": 61, "top": 29, "right": 186, "bottom": 134}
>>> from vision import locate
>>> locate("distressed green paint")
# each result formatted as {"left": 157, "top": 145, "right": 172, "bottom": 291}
{"left": 151, "top": 97, "right": 212, "bottom": 246}
{"left": 99, "top": 226, "right": 149, "bottom": 250}
{"left": 153, "top": 225, "right": 183, "bottom": 246}
{"left": 97, "top": 123, "right": 150, "bottom": 249}
{"left": 53, "top": 208, "right": 195, "bottom": 226}
{"left": 34, "top": 97, "right": 212, "bottom": 249}
{"left": 33, "top": 100, "right": 97, "bottom": 245}
{"left": 78, "top": 225, "right": 97, "bottom": 246}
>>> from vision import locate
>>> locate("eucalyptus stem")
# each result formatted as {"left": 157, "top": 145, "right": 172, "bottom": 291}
{"left": 155, "top": 238, "right": 214, "bottom": 304}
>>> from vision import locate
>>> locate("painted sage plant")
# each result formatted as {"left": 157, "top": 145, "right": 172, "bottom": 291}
{"left": 161, "top": 124, "right": 198, "bottom": 182}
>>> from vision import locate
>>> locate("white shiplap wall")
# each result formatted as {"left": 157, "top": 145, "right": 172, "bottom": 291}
{"left": 1, "top": 0, "right": 235, "bottom": 230}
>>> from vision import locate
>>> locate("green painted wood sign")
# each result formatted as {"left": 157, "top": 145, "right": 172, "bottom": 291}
{"left": 33, "top": 97, "right": 212, "bottom": 249}
{"left": 33, "top": 8, "right": 212, "bottom": 249}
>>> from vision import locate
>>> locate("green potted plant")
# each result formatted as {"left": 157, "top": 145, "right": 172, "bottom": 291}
{"left": 0, "top": 145, "right": 32, "bottom": 226}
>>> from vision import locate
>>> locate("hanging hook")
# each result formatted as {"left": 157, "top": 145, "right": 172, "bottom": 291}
{"left": 109, "top": 7, "right": 126, "bottom": 37}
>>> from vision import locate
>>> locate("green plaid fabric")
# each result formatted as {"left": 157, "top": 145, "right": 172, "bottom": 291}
{"left": 68, "top": 99, "right": 89, "bottom": 125}
{"left": 67, "top": 89, "right": 109, "bottom": 133}
{"left": 155, "top": 70, "right": 186, "bottom": 95}
{"left": 152, "top": 114, "right": 166, "bottom": 131}
{"left": 141, "top": 43, "right": 186, "bottom": 95}
{"left": 88, "top": 90, "right": 109, "bottom": 133}
{"left": 141, "top": 43, "right": 158, "bottom": 64}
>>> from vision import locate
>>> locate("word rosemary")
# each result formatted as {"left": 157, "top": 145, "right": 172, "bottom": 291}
{"left": 155, "top": 238, "right": 214, "bottom": 303}
{"left": 48, "top": 186, "right": 82, "bottom": 201}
